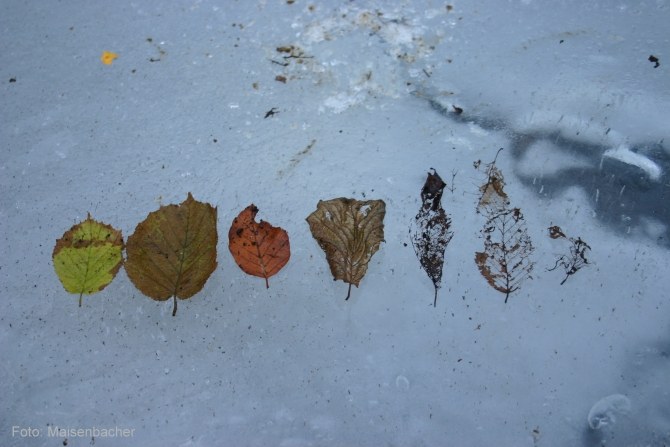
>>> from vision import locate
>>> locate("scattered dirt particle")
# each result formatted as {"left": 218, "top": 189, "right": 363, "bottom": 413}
{"left": 286, "top": 0, "right": 295, "bottom": 4}
{"left": 264, "top": 107, "right": 279, "bottom": 118}
{"left": 9, "top": 77, "right": 16, "bottom": 83}
{"left": 648, "top": 54, "right": 660, "bottom": 68}
{"left": 275, "top": 75, "right": 287, "bottom": 83}
{"left": 146, "top": 37, "right": 166, "bottom": 62}
{"left": 252, "top": 82, "right": 259, "bottom": 90}
{"left": 452, "top": 105, "right": 463, "bottom": 114}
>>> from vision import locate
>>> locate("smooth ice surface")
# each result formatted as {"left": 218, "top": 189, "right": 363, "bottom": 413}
{"left": 2, "top": 1, "right": 670, "bottom": 446}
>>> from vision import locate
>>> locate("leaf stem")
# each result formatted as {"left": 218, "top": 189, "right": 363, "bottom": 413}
{"left": 79, "top": 292, "right": 83, "bottom": 308}
{"left": 172, "top": 295, "right": 177, "bottom": 316}
{"left": 345, "top": 283, "right": 352, "bottom": 301}
{"left": 433, "top": 288, "right": 438, "bottom": 307}
{"left": 265, "top": 277, "right": 269, "bottom": 289}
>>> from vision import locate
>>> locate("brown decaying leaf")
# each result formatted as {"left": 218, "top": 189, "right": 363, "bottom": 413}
{"left": 306, "top": 198, "right": 386, "bottom": 300}
{"left": 475, "top": 151, "right": 534, "bottom": 303}
{"left": 125, "top": 193, "right": 218, "bottom": 316}
{"left": 548, "top": 225, "right": 567, "bottom": 239}
{"left": 410, "top": 169, "right": 454, "bottom": 307}
{"left": 228, "top": 204, "right": 290, "bottom": 288}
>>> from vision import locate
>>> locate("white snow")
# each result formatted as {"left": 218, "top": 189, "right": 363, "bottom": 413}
{"left": 602, "top": 146, "right": 662, "bottom": 181}
{"left": 1, "top": 1, "right": 669, "bottom": 446}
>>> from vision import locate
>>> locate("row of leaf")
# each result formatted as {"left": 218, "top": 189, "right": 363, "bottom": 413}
{"left": 53, "top": 194, "right": 386, "bottom": 315}
{"left": 410, "top": 150, "right": 590, "bottom": 306}
{"left": 53, "top": 152, "right": 590, "bottom": 315}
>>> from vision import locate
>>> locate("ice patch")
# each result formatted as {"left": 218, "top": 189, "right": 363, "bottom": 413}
{"left": 603, "top": 146, "right": 662, "bottom": 181}
{"left": 587, "top": 394, "right": 631, "bottom": 430}
{"left": 322, "top": 92, "right": 363, "bottom": 114}
{"left": 395, "top": 375, "right": 410, "bottom": 391}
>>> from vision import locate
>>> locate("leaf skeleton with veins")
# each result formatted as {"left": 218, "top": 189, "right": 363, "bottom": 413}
{"left": 410, "top": 169, "right": 454, "bottom": 307}
{"left": 474, "top": 151, "right": 534, "bottom": 303}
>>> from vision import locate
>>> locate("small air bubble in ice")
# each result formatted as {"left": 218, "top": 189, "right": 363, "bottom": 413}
{"left": 395, "top": 375, "right": 410, "bottom": 391}
{"left": 587, "top": 394, "right": 631, "bottom": 430}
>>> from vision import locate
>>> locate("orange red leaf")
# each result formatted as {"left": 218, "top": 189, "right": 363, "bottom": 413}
{"left": 228, "top": 205, "right": 290, "bottom": 288}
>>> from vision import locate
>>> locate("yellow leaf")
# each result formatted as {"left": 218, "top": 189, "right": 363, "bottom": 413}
{"left": 52, "top": 214, "right": 124, "bottom": 307}
{"left": 100, "top": 50, "right": 118, "bottom": 65}
{"left": 125, "top": 193, "right": 218, "bottom": 316}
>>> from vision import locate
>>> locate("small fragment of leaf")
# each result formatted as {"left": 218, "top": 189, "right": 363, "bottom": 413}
{"left": 306, "top": 197, "right": 385, "bottom": 300}
{"left": 548, "top": 225, "right": 567, "bottom": 239}
{"left": 228, "top": 204, "right": 290, "bottom": 288}
{"left": 476, "top": 148, "right": 508, "bottom": 213}
{"left": 52, "top": 214, "right": 123, "bottom": 307}
{"left": 125, "top": 193, "right": 218, "bottom": 316}
{"left": 548, "top": 226, "right": 591, "bottom": 285}
{"left": 101, "top": 51, "right": 118, "bottom": 65}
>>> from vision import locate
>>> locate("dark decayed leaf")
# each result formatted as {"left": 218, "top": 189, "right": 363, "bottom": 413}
{"left": 306, "top": 198, "right": 386, "bottom": 300}
{"left": 410, "top": 169, "right": 454, "bottom": 307}
{"left": 547, "top": 225, "right": 591, "bottom": 284}
{"left": 228, "top": 204, "right": 290, "bottom": 288}
{"left": 125, "top": 193, "right": 218, "bottom": 316}
{"left": 475, "top": 151, "right": 534, "bottom": 302}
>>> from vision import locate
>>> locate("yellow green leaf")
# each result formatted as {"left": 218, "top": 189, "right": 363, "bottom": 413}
{"left": 52, "top": 214, "right": 124, "bottom": 307}
{"left": 124, "top": 193, "right": 218, "bottom": 316}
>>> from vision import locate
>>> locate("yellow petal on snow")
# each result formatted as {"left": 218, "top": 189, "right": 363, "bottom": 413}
{"left": 101, "top": 50, "right": 118, "bottom": 65}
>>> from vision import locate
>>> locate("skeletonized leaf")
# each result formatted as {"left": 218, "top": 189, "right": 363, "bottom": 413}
{"left": 125, "top": 193, "right": 217, "bottom": 316}
{"left": 475, "top": 152, "right": 534, "bottom": 302}
{"left": 547, "top": 225, "right": 591, "bottom": 284}
{"left": 475, "top": 207, "right": 534, "bottom": 302}
{"left": 52, "top": 214, "right": 123, "bottom": 307}
{"left": 410, "top": 169, "right": 454, "bottom": 307}
{"left": 306, "top": 198, "right": 385, "bottom": 300}
{"left": 228, "top": 204, "right": 290, "bottom": 288}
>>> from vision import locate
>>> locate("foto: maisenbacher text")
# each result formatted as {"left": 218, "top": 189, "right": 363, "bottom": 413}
{"left": 12, "top": 425, "right": 135, "bottom": 438}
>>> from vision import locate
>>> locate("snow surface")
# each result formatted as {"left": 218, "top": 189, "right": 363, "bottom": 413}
{"left": 1, "top": 1, "right": 669, "bottom": 446}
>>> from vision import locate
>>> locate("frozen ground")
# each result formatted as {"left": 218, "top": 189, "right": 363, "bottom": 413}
{"left": 1, "top": 1, "right": 669, "bottom": 446}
